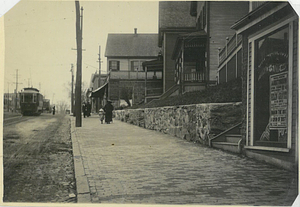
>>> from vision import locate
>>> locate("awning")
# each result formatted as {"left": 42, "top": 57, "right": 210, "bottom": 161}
{"left": 90, "top": 82, "right": 108, "bottom": 98}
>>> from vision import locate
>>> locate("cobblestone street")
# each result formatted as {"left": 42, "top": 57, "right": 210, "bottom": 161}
{"left": 71, "top": 116, "right": 298, "bottom": 205}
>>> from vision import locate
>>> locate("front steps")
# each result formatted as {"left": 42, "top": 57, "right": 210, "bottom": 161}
{"left": 211, "top": 134, "right": 242, "bottom": 154}
{"left": 209, "top": 123, "right": 242, "bottom": 154}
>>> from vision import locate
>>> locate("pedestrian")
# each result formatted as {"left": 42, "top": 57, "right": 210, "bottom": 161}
{"left": 103, "top": 100, "right": 114, "bottom": 124}
{"left": 98, "top": 108, "right": 105, "bottom": 124}
{"left": 52, "top": 105, "right": 55, "bottom": 115}
{"left": 87, "top": 102, "right": 91, "bottom": 117}
{"left": 82, "top": 103, "right": 87, "bottom": 118}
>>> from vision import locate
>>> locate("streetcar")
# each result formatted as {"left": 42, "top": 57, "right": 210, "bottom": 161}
{"left": 19, "top": 87, "right": 44, "bottom": 115}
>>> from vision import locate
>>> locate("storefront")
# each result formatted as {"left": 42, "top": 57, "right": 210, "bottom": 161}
{"left": 232, "top": 2, "right": 298, "bottom": 168}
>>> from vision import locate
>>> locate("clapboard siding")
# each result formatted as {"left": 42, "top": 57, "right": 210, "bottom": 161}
{"left": 241, "top": 34, "right": 249, "bottom": 145}
{"left": 291, "top": 19, "right": 298, "bottom": 156}
{"left": 164, "top": 33, "right": 178, "bottom": 92}
{"left": 209, "top": 1, "right": 249, "bottom": 81}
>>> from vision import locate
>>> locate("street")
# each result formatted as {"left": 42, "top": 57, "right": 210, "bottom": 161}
{"left": 3, "top": 113, "right": 76, "bottom": 202}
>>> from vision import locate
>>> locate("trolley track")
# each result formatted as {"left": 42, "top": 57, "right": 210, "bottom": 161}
{"left": 3, "top": 115, "right": 35, "bottom": 126}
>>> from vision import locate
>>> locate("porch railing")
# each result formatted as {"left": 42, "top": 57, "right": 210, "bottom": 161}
{"left": 218, "top": 33, "right": 242, "bottom": 65}
{"left": 184, "top": 71, "right": 205, "bottom": 82}
{"left": 110, "top": 71, "right": 162, "bottom": 80}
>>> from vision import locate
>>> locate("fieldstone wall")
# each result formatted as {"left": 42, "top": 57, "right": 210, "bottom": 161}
{"left": 114, "top": 102, "right": 242, "bottom": 145}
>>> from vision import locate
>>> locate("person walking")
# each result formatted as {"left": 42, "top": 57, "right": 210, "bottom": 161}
{"left": 103, "top": 100, "right": 114, "bottom": 124}
{"left": 87, "top": 102, "right": 91, "bottom": 117}
{"left": 52, "top": 105, "right": 55, "bottom": 115}
{"left": 82, "top": 103, "right": 87, "bottom": 118}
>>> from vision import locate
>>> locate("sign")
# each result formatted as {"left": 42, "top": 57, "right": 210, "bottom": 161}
{"left": 269, "top": 72, "right": 288, "bottom": 129}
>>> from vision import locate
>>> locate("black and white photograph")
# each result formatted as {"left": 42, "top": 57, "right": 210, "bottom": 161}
{"left": 1, "top": 0, "right": 299, "bottom": 206}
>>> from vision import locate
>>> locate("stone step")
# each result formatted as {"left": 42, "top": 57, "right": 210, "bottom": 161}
{"left": 211, "top": 141, "right": 242, "bottom": 154}
{"left": 225, "top": 134, "right": 242, "bottom": 143}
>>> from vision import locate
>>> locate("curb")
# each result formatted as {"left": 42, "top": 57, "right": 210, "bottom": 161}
{"left": 70, "top": 116, "right": 91, "bottom": 203}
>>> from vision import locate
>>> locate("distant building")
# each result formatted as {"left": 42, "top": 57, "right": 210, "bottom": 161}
{"left": 105, "top": 28, "right": 162, "bottom": 106}
{"left": 87, "top": 73, "right": 108, "bottom": 113}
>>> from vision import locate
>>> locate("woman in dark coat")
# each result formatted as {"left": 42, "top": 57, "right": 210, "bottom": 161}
{"left": 103, "top": 100, "right": 114, "bottom": 124}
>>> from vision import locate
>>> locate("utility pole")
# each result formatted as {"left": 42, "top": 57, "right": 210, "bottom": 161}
{"left": 97, "top": 45, "right": 102, "bottom": 110}
{"left": 14, "top": 69, "right": 19, "bottom": 113}
{"left": 70, "top": 64, "right": 74, "bottom": 115}
{"left": 98, "top": 45, "right": 101, "bottom": 87}
{"left": 7, "top": 82, "right": 10, "bottom": 112}
{"left": 75, "top": 1, "right": 83, "bottom": 127}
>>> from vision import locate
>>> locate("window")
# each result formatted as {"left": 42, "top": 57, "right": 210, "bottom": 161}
{"left": 109, "top": 60, "right": 120, "bottom": 71}
{"left": 253, "top": 25, "right": 289, "bottom": 147}
{"left": 131, "top": 61, "right": 144, "bottom": 71}
{"left": 23, "top": 94, "right": 33, "bottom": 103}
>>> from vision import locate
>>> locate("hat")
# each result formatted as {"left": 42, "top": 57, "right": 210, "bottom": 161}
{"left": 107, "top": 100, "right": 112, "bottom": 103}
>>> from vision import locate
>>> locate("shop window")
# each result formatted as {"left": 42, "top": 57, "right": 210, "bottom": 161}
{"left": 254, "top": 25, "right": 289, "bottom": 148}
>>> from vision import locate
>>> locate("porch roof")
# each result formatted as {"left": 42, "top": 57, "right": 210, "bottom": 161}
{"left": 142, "top": 59, "right": 163, "bottom": 71}
{"left": 90, "top": 82, "right": 108, "bottom": 98}
{"left": 172, "top": 31, "right": 207, "bottom": 60}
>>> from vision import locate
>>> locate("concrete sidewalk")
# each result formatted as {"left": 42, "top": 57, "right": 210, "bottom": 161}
{"left": 70, "top": 115, "right": 298, "bottom": 205}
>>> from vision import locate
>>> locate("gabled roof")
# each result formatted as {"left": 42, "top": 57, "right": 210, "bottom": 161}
{"left": 105, "top": 33, "right": 160, "bottom": 58}
{"left": 159, "top": 1, "right": 196, "bottom": 29}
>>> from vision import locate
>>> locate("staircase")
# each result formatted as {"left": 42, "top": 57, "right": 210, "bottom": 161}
{"left": 209, "top": 123, "right": 243, "bottom": 154}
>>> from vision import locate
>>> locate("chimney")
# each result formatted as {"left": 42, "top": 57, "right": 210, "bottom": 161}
{"left": 134, "top": 28, "right": 137, "bottom": 35}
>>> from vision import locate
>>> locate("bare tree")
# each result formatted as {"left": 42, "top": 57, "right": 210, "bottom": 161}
{"left": 120, "top": 87, "right": 132, "bottom": 107}
{"left": 56, "top": 100, "right": 69, "bottom": 114}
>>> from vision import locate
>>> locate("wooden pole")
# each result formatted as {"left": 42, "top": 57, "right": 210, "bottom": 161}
{"left": 70, "top": 64, "right": 74, "bottom": 115}
{"left": 75, "top": 1, "right": 82, "bottom": 127}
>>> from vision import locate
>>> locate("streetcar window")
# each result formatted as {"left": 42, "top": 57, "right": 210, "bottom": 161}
{"left": 24, "top": 94, "right": 33, "bottom": 103}
{"left": 33, "top": 94, "right": 37, "bottom": 103}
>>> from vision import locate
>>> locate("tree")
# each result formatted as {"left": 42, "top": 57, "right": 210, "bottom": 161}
{"left": 120, "top": 87, "right": 132, "bottom": 107}
{"left": 56, "top": 100, "right": 69, "bottom": 114}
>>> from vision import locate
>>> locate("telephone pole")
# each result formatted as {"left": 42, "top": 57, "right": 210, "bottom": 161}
{"left": 97, "top": 45, "right": 102, "bottom": 110}
{"left": 14, "top": 69, "right": 20, "bottom": 113}
{"left": 75, "top": 1, "right": 83, "bottom": 127}
{"left": 70, "top": 64, "right": 74, "bottom": 115}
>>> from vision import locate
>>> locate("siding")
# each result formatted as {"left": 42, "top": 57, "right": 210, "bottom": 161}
{"left": 164, "top": 33, "right": 178, "bottom": 92}
{"left": 209, "top": 1, "right": 249, "bottom": 81}
{"left": 227, "top": 54, "right": 236, "bottom": 82}
{"left": 291, "top": 19, "right": 298, "bottom": 157}
{"left": 219, "top": 65, "right": 226, "bottom": 84}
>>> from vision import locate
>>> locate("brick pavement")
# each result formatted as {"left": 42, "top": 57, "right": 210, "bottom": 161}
{"left": 70, "top": 115, "right": 298, "bottom": 205}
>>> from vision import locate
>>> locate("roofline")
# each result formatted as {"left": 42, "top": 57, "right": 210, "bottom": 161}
{"left": 158, "top": 27, "right": 196, "bottom": 47}
{"left": 105, "top": 56, "right": 158, "bottom": 59}
{"left": 231, "top": 2, "right": 288, "bottom": 32}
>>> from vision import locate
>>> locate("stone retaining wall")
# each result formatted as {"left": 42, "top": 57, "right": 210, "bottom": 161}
{"left": 114, "top": 102, "right": 242, "bottom": 145}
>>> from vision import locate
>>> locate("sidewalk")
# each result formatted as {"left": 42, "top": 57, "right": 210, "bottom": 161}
{"left": 70, "top": 115, "right": 298, "bottom": 205}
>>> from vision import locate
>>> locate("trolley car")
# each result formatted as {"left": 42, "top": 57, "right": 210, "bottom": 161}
{"left": 19, "top": 87, "right": 44, "bottom": 115}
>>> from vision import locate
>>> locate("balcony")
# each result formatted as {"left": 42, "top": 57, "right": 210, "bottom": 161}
{"left": 219, "top": 33, "right": 242, "bottom": 66}
{"left": 184, "top": 71, "right": 205, "bottom": 82}
{"left": 110, "top": 71, "right": 162, "bottom": 80}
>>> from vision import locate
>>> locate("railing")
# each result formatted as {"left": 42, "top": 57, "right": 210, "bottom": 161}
{"left": 218, "top": 33, "right": 242, "bottom": 66}
{"left": 110, "top": 71, "right": 162, "bottom": 80}
{"left": 184, "top": 71, "right": 205, "bottom": 82}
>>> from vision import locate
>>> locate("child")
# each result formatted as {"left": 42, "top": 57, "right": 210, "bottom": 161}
{"left": 99, "top": 108, "right": 105, "bottom": 124}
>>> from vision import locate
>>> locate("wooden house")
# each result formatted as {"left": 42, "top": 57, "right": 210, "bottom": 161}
{"left": 105, "top": 29, "right": 162, "bottom": 106}
{"left": 159, "top": 1, "right": 249, "bottom": 96}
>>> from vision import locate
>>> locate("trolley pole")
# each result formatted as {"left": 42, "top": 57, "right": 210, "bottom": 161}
{"left": 75, "top": 1, "right": 83, "bottom": 127}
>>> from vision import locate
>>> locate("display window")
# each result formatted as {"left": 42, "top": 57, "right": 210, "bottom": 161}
{"left": 253, "top": 25, "right": 290, "bottom": 148}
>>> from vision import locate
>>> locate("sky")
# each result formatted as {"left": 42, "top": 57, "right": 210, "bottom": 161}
{"left": 2, "top": 0, "right": 159, "bottom": 107}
